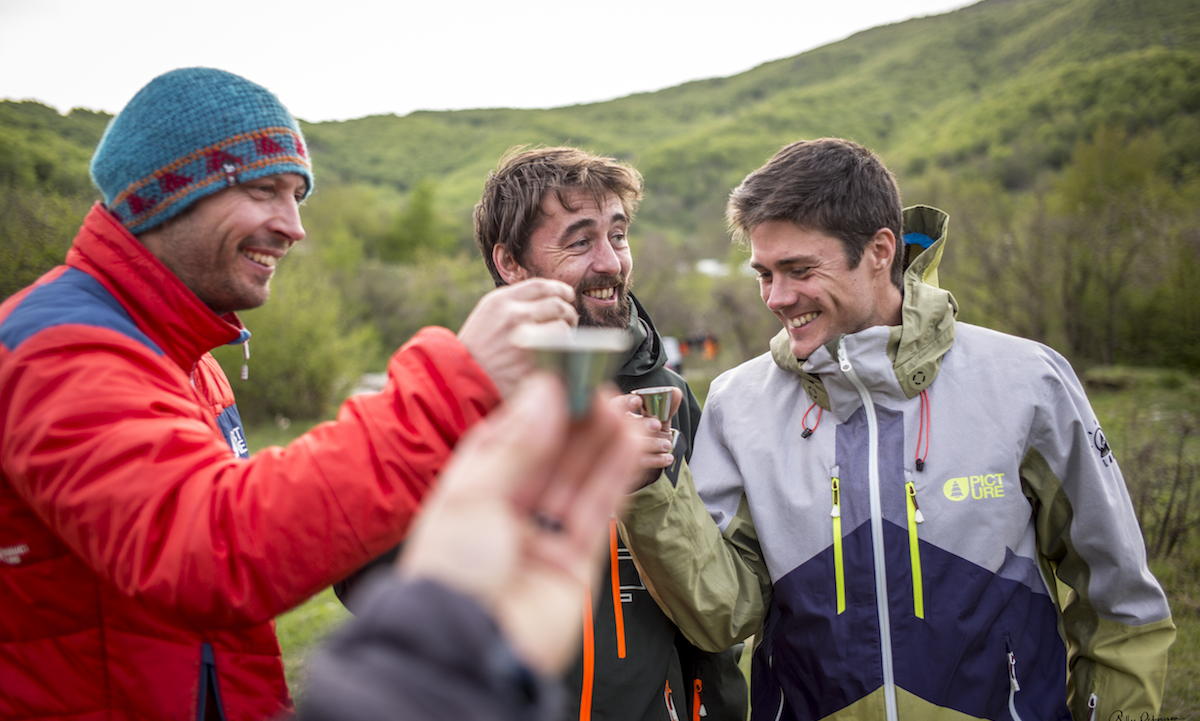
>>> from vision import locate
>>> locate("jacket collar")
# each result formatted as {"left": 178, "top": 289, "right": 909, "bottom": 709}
{"left": 770, "top": 205, "right": 958, "bottom": 410}
{"left": 616, "top": 294, "right": 667, "bottom": 379}
{"left": 65, "top": 203, "right": 247, "bottom": 373}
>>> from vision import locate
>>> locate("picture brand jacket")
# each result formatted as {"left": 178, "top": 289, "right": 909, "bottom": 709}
{"left": 620, "top": 206, "right": 1174, "bottom": 721}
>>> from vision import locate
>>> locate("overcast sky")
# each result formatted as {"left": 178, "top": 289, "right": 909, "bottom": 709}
{"left": 1, "top": 0, "right": 975, "bottom": 123}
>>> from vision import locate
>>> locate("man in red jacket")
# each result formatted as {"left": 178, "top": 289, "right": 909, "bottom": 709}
{"left": 0, "top": 67, "right": 576, "bottom": 721}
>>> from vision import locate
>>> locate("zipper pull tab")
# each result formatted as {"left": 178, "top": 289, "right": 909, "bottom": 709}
{"left": 836, "top": 340, "right": 852, "bottom": 373}
{"left": 830, "top": 477, "right": 841, "bottom": 518}
{"left": 1085, "top": 693, "right": 1098, "bottom": 721}
{"left": 906, "top": 482, "right": 925, "bottom": 523}
{"left": 1007, "top": 651, "right": 1021, "bottom": 692}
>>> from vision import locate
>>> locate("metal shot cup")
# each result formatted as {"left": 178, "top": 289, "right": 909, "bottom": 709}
{"left": 514, "top": 326, "right": 632, "bottom": 418}
{"left": 632, "top": 386, "right": 674, "bottom": 424}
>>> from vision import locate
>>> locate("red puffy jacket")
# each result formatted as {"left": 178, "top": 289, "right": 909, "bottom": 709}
{"left": 0, "top": 205, "right": 501, "bottom": 720}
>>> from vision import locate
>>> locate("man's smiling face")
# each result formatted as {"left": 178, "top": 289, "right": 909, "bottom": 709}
{"left": 137, "top": 173, "right": 307, "bottom": 315}
{"left": 750, "top": 220, "right": 897, "bottom": 360}
{"left": 493, "top": 188, "right": 633, "bottom": 329}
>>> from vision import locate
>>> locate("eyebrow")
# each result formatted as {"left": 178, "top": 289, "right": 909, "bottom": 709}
{"left": 750, "top": 254, "right": 819, "bottom": 271}
{"left": 557, "top": 213, "right": 629, "bottom": 244}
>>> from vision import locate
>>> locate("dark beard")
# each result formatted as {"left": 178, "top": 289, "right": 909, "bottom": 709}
{"left": 577, "top": 276, "right": 633, "bottom": 329}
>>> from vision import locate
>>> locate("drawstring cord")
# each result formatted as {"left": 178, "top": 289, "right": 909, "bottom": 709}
{"left": 241, "top": 340, "right": 250, "bottom": 381}
{"left": 801, "top": 402, "right": 822, "bottom": 439}
{"left": 802, "top": 391, "right": 929, "bottom": 470}
{"left": 915, "top": 390, "right": 930, "bottom": 470}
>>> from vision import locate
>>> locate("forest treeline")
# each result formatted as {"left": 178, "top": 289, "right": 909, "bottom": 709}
{"left": 2, "top": 0, "right": 1199, "bottom": 424}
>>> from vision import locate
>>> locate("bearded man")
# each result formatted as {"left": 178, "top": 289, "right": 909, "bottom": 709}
{"left": 470, "top": 146, "right": 748, "bottom": 721}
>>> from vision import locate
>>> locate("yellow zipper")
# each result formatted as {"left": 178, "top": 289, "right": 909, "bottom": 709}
{"left": 905, "top": 480, "right": 925, "bottom": 619}
{"left": 831, "top": 472, "right": 846, "bottom": 615}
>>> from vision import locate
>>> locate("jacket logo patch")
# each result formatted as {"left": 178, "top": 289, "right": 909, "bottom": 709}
{"left": 943, "top": 474, "right": 1007, "bottom": 501}
{"left": 228, "top": 426, "right": 249, "bottom": 457}
{"left": 1088, "top": 422, "right": 1114, "bottom": 467}
{"left": 0, "top": 543, "right": 30, "bottom": 565}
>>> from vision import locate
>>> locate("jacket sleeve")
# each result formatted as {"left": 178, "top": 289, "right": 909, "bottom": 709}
{"left": 1, "top": 325, "right": 501, "bottom": 627}
{"left": 299, "top": 577, "right": 563, "bottom": 721}
{"left": 1019, "top": 350, "right": 1175, "bottom": 720}
{"left": 619, "top": 459, "right": 771, "bottom": 652}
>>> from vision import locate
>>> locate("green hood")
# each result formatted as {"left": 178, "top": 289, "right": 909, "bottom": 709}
{"left": 769, "top": 205, "right": 958, "bottom": 409}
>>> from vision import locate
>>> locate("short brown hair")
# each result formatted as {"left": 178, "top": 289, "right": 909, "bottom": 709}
{"left": 474, "top": 146, "right": 644, "bottom": 286}
{"left": 726, "top": 138, "right": 904, "bottom": 289}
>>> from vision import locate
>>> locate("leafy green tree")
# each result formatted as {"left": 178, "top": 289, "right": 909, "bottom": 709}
{"left": 296, "top": 182, "right": 398, "bottom": 274}
{"left": 374, "top": 180, "right": 455, "bottom": 263}
{"left": 1127, "top": 205, "right": 1200, "bottom": 372}
{"left": 346, "top": 254, "right": 494, "bottom": 353}
{"left": 0, "top": 183, "right": 92, "bottom": 300}
{"left": 0, "top": 103, "right": 105, "bottom": 301}
{"left": 1051, "top": 126, "right": 1177, "bottom": 364}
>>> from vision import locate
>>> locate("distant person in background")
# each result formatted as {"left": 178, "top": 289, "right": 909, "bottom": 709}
{"left": 662, "top": 335, "right": 684, "bottom": 374}
{"left": 618, "top": 138, "right": 1175, "bottom": 721}
{"left": 0, "top": 67, "right": 576, "bottom": 721}
{"left": 300, "top": 374, "right": 643, "bottom": 721}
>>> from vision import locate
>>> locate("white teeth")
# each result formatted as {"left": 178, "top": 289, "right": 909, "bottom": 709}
{"left": 584, "top": 288, "right": 615, "bottom": 300}
{"left": 242, "top": 250, "right": 277, "bottom": 267}
{"left": 788, "top": 312, "right": 819, "bottom": 328}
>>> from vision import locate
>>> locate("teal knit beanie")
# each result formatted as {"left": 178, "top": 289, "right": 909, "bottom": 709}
{"left": 90, "top": 67, "right": 313, "bottom": 235}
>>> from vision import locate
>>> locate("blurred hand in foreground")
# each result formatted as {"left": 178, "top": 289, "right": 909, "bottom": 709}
{"left": 458, "top": 279, "right": 578, "bottom": 398}
{"left": 399, "top": 373, "right": 640, "bottom": 674}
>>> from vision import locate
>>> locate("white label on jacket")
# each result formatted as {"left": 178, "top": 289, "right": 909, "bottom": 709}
{"left": 0, "top": 543, "right": 30, "bottom": 565}
{"left": 228, "top": 427, "right": 249, "bottom": 457}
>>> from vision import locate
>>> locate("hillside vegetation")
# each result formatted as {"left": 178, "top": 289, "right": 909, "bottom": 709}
{"left": 3, "top": 0, "right": 1198, "bottom": 409}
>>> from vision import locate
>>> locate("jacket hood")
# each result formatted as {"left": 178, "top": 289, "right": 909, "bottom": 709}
{"left": 770, "top": 205, "right": 958, "bottom": 408}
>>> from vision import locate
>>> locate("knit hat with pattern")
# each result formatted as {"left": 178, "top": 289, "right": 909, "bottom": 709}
{"left": 90, "top": 67, "right": 313, "bottom": 235}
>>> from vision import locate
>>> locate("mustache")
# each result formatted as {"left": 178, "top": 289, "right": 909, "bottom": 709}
{"left": 576, "top": 274, "right": 626, "bottom": 292}
{"left": 240, "top": 234, "right": 295, "bottom": 253}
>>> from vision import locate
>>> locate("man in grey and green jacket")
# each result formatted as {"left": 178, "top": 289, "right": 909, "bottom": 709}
{"left": 619, "top": 138, "right": 1174, "bottom": 721}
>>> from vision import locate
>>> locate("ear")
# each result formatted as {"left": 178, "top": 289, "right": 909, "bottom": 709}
{"left": 493, "top": 244, "right": 530, "bottom": 285}
{"left": 867, "top": 228, "right": 897, "bottom": 276}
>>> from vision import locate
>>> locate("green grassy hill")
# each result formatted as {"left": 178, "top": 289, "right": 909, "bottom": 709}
{"left": 294, "top": 0, "right": 1200, "bottom": 244}
{"left": 6, "top": 0, "right": 1197, "bottom": 249}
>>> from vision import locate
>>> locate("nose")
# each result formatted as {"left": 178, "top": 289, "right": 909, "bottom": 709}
{"left": 763, "top": 277, "right": 796, "bottom": 312}
{"left": 269, "top": 198, "right": 306, "bottom": 244}
{"left": 590, "top": 239, "right": 621, "bottom": 276}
